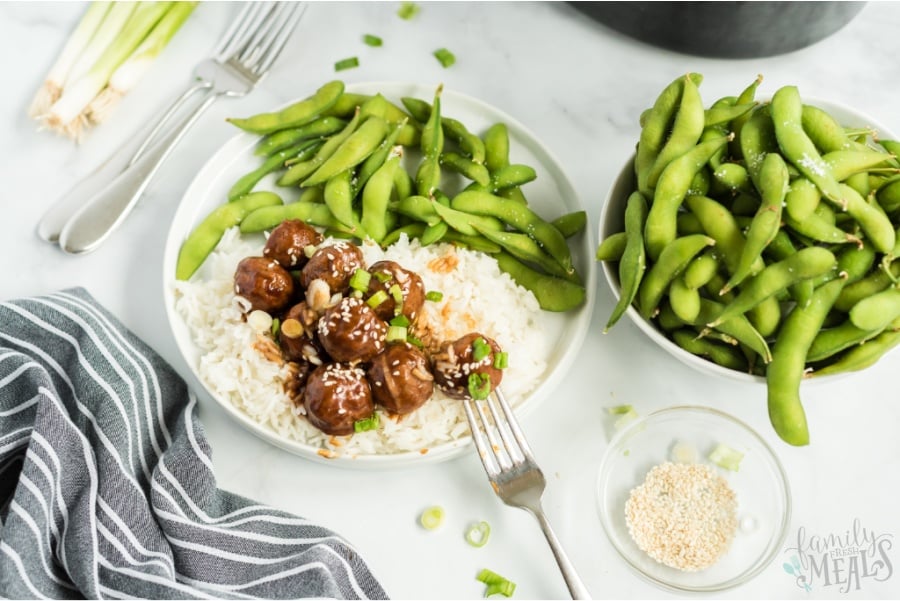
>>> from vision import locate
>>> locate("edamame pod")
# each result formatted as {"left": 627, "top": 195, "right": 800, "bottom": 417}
{"left": 416, "top": 86, "right": 444, "bottom": 196}
{"left": 302, "top": 116, "right": 389, "bottom": 186}
{"left": 239, "top": 201, "right": 356, "bottom": 236}
{"left": 645, "top": 74, "right": 705, "bottom": 191}
{"left": 606, "top": 192, "right": 648, "bottom": 331}
{"left": 253, "top": 116, "right": 347, "bottom": 157}
{"left": 849, "top": 287, "right": 900, "bottom": 331}
{"left": 723, "top": 152, "right": 789, "bottom": 293}
{"left": 672, "top": 329, "right": 747, "bottom": 371}
{"left": 474, "top": 224, "right": 578, "bottom": 283}
{"left": 767, "top": 275, "right": 846, "bottom": 446}
{"left": 708, "top": 247, "right": 836, "bottom": 328}
{"left": 595, "top": 232, "right": 627, "bottom": 261}
{"left": 638, "top": 234, "right": 714, "bottom": 319}
{"left": 494, "top": 251, "right": 585, "bottom": 312}
{"left": 361, "top": 147, "right": 402, "bottom": 243}
{"left": 451, "top": 190, "right": 574, "bottom": 274}
{"left": 176, "top": 191, "right": 283, "bottom": 280}
{"left": 644, "top": 134, "right": 732, "bottom": 261}
{"left": 552, "top": 211, "right": 587, "bottom": 238}
{"left": 771, "top": 85, "right": 844, "bottom": 206}
{"left": 811, "top": 326, "right": 900, "bottom": 376}
{"left": 278, "top": 108, "right": 361, "bottom": 186}
{"left": 227, "top": 80, "right": 344, "bottom": 134}
{"left": 228, "top": 138, "right": 322, "bottom": 201}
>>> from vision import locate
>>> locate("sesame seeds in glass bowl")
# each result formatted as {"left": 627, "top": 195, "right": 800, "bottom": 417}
{"left": 596, "top": 406, "right": 790, "bottom": 592}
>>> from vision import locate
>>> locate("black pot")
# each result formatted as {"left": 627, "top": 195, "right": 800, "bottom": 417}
{"left": 572, "top": 1, "right": 866, "bottom": 58}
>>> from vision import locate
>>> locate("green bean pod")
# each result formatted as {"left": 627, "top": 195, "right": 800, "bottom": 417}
{"left": 607, "top": 192, "right": 648, "bottom": 330}
{"left": 227, "top": 80, "right": 344, "bottom": 135}
{"left": 494, "top": 251, "right": 585, "bottom": 312}
{"left": 767, "top": 275, "right": 846, "bottom": 446}
{"left": 176, "top": 191, "right": 283, "bottom": 280}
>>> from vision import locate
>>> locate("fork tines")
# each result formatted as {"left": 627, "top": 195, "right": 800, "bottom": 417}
{"left": 463, "top": 387, "right": 537, "bottom": 476}
{"left": 216, "top": 2, "right": 306, "bottom": 75}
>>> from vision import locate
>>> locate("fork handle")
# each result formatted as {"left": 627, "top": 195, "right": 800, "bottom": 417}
{"left": 36, "top": 82, "right": 211, "bottom": 244}
{"left": 530, "top": 506, "right": 592, "bottom": 600}
{"left": 57, "top": 88, "right": 219, "bottom": 255}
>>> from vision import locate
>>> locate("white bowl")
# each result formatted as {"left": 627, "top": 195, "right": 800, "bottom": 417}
{"left": 598, "top": 97, "right": 898, "bottom": 384}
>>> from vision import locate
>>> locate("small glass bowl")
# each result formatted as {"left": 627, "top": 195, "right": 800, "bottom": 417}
{"left": 596, "top": 406, "right": 791, "bottom": 592}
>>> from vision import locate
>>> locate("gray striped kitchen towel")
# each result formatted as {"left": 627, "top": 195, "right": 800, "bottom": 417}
{"left": 0, "top": 288, "right": 387, "bottom": 600}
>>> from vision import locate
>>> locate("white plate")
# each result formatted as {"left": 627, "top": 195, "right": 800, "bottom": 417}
{"left": 163, "top": 82, "right": 596, "bottom": 468}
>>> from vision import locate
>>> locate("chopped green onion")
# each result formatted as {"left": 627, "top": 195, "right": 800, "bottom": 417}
{"left": 367, "top": 290, "right": 389, "bottom": 308}
{"left": 334, "top": 56, "right": 360, "bottom": 71}
{"left": 407, "top": 334, "right": 424, "bottom": 348}
{"left": 390, "top": 315, "right": 411, "bottom": 327}
{"left": 465, "top": 521, "right": 491, "bottom": 548}
{"left": 363, "top": 34, "right": 383, "bottom": 47}
{"left": 467, "top": 373, "right": 491, "bottom": 400}
{"left": 425, "top": 290, "right": 443, "bottom": 302}
{"left": 433, "top": 47, "right": 456, "bottom": 68}
{"left": 386, "top": 325, "right": 408, "bottom": 342}
{"left": 493, "top": 351, "right": 508, "bottom": 369}
{"left": 389, "top": 283, "right": 404, "bottom": 315}
{"left": 354, "top": 413, "right": 380, "bottom": 433}
{"left": 373, "top": 271, "right": 392, "bottom": 283}
{"left": 476, "top": 569, "right": 516, "bottom": 598}
{"left": 419, "top": 505, "right": 444, "bottom": 530}
{"left": 614, "top": 408, "right": 640, "bottom": 431}
{"left": 304, "top": 244, "right": 318, "bottom": 258}
{"left": 708, "top": 443, "right": 745, "bottom": 471}
{"left": 270, "top": 317, "right": 281, "bottom": 338}
{"left": 472, "top": 337, "right": 491, "bottom": 362}
{"left": 606, "top": 404, "right": 634, "bottom": 415}
{"left": 349, "top": 268, "right": 371, "bottom": 292}
{"left": 397, "top": 2, "right": 420, "bottom": 19}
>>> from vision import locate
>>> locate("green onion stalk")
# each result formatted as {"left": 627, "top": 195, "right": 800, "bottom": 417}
{"left": 38, "top": 1, "right": 194, "bottom": 141}
{"left": 86, "top": 1, "right": 197, "bottom": 125}
{"left": 28, "top": 1, "right": 112, "bottom": 118}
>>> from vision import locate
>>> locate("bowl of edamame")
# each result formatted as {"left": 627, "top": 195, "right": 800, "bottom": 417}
{"left": 596, "top": 405, "right": 791, "bottom": 592}
{"left": 597, "top": 72, "right": 900, "bottom": 445}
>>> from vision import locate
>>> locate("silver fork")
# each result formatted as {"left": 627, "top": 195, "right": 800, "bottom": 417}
{"left": 464, "top": 388, "right": 592, "bottom": 600}
{"left": 45, "top": 2, "right": 305, "bottom": 255}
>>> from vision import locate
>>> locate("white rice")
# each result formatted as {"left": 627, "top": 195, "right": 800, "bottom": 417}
{"left": 173, "top": 226, "right": 548, "bottom": 458}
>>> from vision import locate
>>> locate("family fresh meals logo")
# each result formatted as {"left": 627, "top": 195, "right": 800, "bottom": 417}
{"left": 783, "top": 519, "right": 893, "bottom": 593}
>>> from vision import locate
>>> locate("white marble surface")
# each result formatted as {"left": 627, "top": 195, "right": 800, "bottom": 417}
{"left": 3, "top": 2, "right": 900, "bottom": 599}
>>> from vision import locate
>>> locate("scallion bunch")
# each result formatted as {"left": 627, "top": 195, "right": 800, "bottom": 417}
{"left": 29, "top": 1, "right": 197, "bottom": 141}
